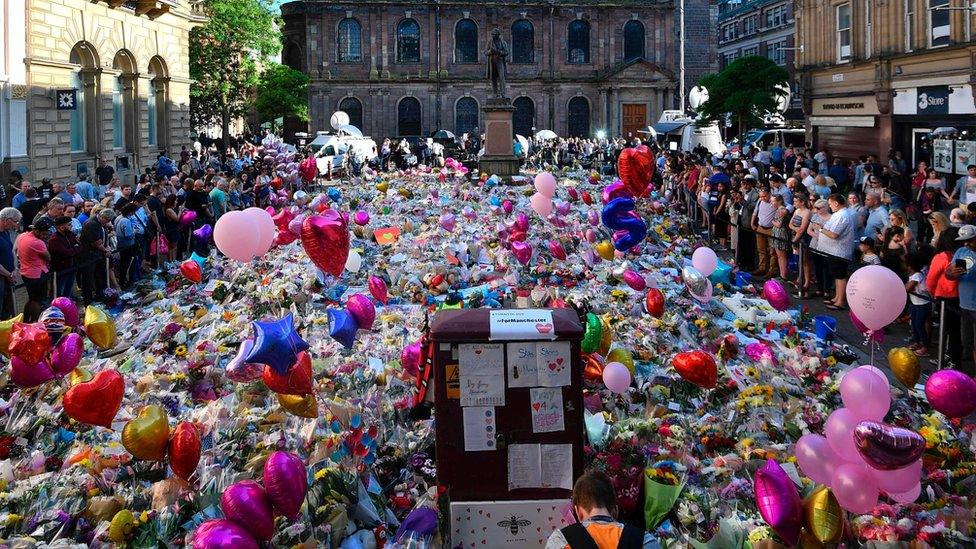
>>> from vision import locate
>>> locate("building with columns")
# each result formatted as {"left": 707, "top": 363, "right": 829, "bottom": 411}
{"left": 0, "top": 0, "right": 206, "bottom": 185}
{"left": 280, "top": 0, "right": 716, "bottom": 141}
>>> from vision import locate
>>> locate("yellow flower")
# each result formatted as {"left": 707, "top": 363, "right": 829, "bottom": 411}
{"left": 6, "top": 513, "right": 22, "bottom": 525}
{"left": 825, "top": 356, "right": 837, "bottom": 366}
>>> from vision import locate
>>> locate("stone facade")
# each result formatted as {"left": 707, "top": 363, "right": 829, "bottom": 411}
{"left": 281, "top": 0, "right": 717, "bottom": 141}
{"left": 0, "top": 0, "right": 207, "bottom": 185}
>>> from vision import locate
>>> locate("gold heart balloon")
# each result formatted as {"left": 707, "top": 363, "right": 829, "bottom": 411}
{"left": 376, "top": 181, "right": 389, "bottom": 193}
{"left": 595, "top": 240, "right": 615, "bottom": 261}
{"left": 84, "top": 306, "right": 117, "bottom": 350}
{"left": 69, "top": 367, "right": 93, "bottom": 386}
{"left": 122, "top": 405, "right": 170, "bottom": 461}
{"left": 277, "top": 393, "right": 319, "bottom": 418}
{"left": 606, "top": 348, "right": 635, "bottom": 375}
{"left": 803, "top": 487, "right": 843, "bottom": 545}
{"left": 0, "top": 314, "right": 23, "bottom": 357}
{"left": 598, "top": 315, "right": 613, "bottom": 357}
{"left": 887, "top": 347, "right": 920, "bottom": 387}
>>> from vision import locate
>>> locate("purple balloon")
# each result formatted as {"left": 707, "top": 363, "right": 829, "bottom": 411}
{"left": 853, "top": 420, "right": 926, "bottom": 470}
{"left": 401, "top": 342, "right": 423, "bottom": 377}
{"left": 226, "top": 339, "right": 265, "bottom": 382}
{"left": 754, "top": 459, "right": 802, "bottom": 546}
{"left": 440, "top": 213, "right": 456, "bottom": 232}
{"left": 263, "top": 451, "right": 307, "bottom": 519}
{"left": 10, "top": 356, "right": 55, "bottom": 388}
{"left": 193, "top": 224, "right": 213, "bottom": 243}
{"left": 515, "top": 213, "right": 530, "bottom": 232}
{"left": 51, "top": 332, "right": 84, "bottom": 377}
{"left": 587, "top": 210, "right": 600, "bottom": 226}
{"left": 762, "top": 279, "right": 790, "bottom": 311}
{"left": 555, "top": 201, "right": 571, "bottom": 216}
{"left": 180, "top": 210, "right": 198, "bottom": 229}
{"left": 346, "top": 293, "right": 376, "bottom": 330}
{"left": 192, "top": 519, "right": 259, "bottom": 549}
{"left": 50, "top": 297, "right": 79, "bottom": 328}
{"left": 353, "top": 210, "right": 370, "bottom": 226}
{"left": 502, "top": 200, "right": 514, "bottom": 215}
{"left": 220, "top": 480, "right": 275, "bottom": 541}
{"left": 925, "top": 369, "right": 976, "bottom": 418}
{"left": 602, "top": 180, "right": 631, "bottom": 204}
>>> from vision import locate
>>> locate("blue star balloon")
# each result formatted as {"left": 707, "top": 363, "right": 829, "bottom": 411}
{"left": 244, "top": 313, "right": 309, "bottom": 374}
{"left": 328, "top": 308, "right": 358, "bottom": 349}
{"left": 327, "top": 188, "right": 342, "bottom": 203}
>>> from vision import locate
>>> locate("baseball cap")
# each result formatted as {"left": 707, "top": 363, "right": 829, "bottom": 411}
{"left": 53, "top": 216, "right": 72, "bottom": 226}
{"left": 957, "top": 225, "right": 976, "bottom": 241}
{"left": 858, "top": 236, "right": 874, "bottom": 245}
{"left": 31, "top": 218, "right": 54, "bottom": 232}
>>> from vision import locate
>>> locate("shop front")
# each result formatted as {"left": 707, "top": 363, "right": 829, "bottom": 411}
{"left": 808, "top": 95, "right": 880, "bottom": 161}
{"left": 892, "top": 82, "right": 976, "bottom": 172}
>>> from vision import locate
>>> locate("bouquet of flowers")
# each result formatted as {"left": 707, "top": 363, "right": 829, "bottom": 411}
{"left": 644, "top": 460, "right": 686, "bottom": 529}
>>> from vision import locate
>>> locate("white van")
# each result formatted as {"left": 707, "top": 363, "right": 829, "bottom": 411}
{"left": 737, "top": 127, "right": 806, "bottom": 156}
{"left": 652, "top": 111, "right": 727, "bottom": 155}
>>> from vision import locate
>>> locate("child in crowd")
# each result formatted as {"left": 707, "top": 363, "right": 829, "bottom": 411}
{"left": 857, "top": 236, "right": 881, "bottom": 266}
{"left": 905, "top": 252, "right": 931, "bottom": 356}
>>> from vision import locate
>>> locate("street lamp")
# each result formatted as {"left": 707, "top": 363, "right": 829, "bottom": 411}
{"left": 596, "top": 130, "right": 607, "bottom": 140}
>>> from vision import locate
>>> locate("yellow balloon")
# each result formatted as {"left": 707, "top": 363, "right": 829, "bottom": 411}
{"left": 598, "top": 315, "right": 613, "bottom": 357}
{"left": 69, "top": 367, "right": 93, "bottom": 386}
{"left": 277, "top": 393, "right": 319, "bottom": 418}
{"left": 108, "top": 509, "right": 137, "bottom": 543}
{"left": 0, "top": 314, "right": 23, "bottom": 357}
{"left": 803, "top": 487, "right": 843, "bottom": 545}
{"left": 595, "top": 240, "right": 615, "bottom": 261}
{"left": 376, "top": 181, "right": 389, "bottom": 193}
{"left": 606, "top": 348, "right": 635, "bottom": 375}
{"left": 121, "top": 405, "right": 170, "bottom": 461}
{"left": 798, "top": 530, "right": 826, "bottom": 548}
{"left": 887, "top": 347, "right": 920, "bottom": 387}
{"left": 84, "top": 306, "right": 117, "bottom": 350}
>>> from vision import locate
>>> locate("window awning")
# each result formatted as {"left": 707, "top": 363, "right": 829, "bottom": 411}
{"left": 651, "top": 121, "right": 689, "bottom": 134}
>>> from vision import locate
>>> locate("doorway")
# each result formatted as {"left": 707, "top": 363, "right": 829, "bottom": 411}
{"left": 622, "top": 103, "right": 647, "bottom": 141}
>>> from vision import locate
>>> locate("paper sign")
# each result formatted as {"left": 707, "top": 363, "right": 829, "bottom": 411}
{"left": 508, "top": 444, "right": 542, "bottom": 490}
{"left": 460, "top": 372, "right": 505, "bottom": 407}
{"left": 956, "top": 140, "right": 976, "bottom": 176}
{"left": 507, "top": 342, "right": 538, "bottom": 387}
{"left": 536, "top": 341, "right": 571, "bottom": 387}
{"left": 529, "top": 388, "right": 565, "bottom": 433}
{"left": 541, "top": 444, "right": 574, "bottom": 490}
{"left": 373, "top": 227, "right": 401, "bottom": 245}
{"left": 445, "top": 364, "right": 460, "bottom": 399}
{"left": 459, "top": 343, "right": 504, "bottom": 375}
{"left": 934, "top": 139, "right": 953, "bottom": 173}
{"left": 450, "top": 499, "right": 571, "bottom": 548}
{"left": 489, "top": 309, "right": 557, "bottom": 340}
{"left": 462, "top": 407, "right": 497, "bottom": 451}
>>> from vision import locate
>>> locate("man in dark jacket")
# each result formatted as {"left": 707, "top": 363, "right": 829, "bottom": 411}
{"left": 48, "top": 216, "right": 81, "bottom": 298}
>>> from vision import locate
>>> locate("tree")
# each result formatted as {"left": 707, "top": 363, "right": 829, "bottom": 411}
{"left": 254, "top": 63, "right": 309, "bottom": 132}
{"left": 696, "top": 56, "right": 790, "bottom": 139}
{"left": 190, "top": 0, "right": 280, "bottom": 149}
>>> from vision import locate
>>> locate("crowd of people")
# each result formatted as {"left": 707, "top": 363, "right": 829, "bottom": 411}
{"left": 662, "top": 143, "right": 976, "bottom": 369}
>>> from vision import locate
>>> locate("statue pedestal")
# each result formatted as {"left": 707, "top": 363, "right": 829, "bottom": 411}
{"left": 478, "top": 98, "right": 520, "bottom": 180}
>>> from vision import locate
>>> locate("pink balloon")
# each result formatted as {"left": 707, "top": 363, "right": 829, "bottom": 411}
{"left": 846, "top": 265, "right": 908, "bottom": 331}
{"left": 555, "top": 201, "right": 571, "bottom": 216}
{"left": 753, "top": 459, "right": 803, "bottom": 546}
{"left": 888, "top": 482, "right": 921, "bottom": 504}
{"left": 548, "top": 241, "right": 567, "bottom": 261}
{"left": 288, "top": 214, "right": 306, "bottom": 236}
{"left": 530, "top": 193, "right": 553, "bottom": 217}
{"left": 10, "top": 356, "right": 55, "bottom": 388}
{"left": 587, "top": 210, "right": 600, "bottom": 226}
{"left": 220, "top": 480, "right": 275, "bottom": 541}
{"left": 179, "top": 210, "right": 197, "bottom": 229}
{"left": 602, "top": 180, "right": 631, "bottom": 204}
{"left": 840, "top": 366, "right": 891, "bottom": 421}
{"left": 689, "top": 279, "right": 713, "bottom": 303}
{"left": 440, "top": 213, "right": 456, "bottom": 232}
{"left": 50, "top": 297, "right": 80, "bottom": 328}
{"left": 832, "top": 462, "right": 879, "bottom": 514}
{"left": 346, "top": 294, "right": 376, "bottom": 330}
{"left": 850, "top": 311, "right": 885, "bottom": 342}
{"left": 602, "top": 361, "right": 631, "bottom": 394}
{"left": 924, "top": 369, "right": 976, "bottom": 418}
{"left": 353, "top": 210, "right": 370, "bottom": 226}
{"left": 192, "top": 519, "right": 259, "bottom": 549}
{"left": 214, "top": 211, "right": 257, "bottom": 262}
{"left": 622, "top": 270, "right": 646, "bottom": 291}
{"left": 691, "top": 247, "right": 718, "bottom": 276}
{"left": 762, "top": 279, "right": 790, "bottom": 311}
{"left": 263, "top": 451, "right": 307, "bottom": 519}
{"left": 502, "top": 200, "right": 514, "bottom": 215}
{"left": 794, "top": 433, "right": 841, "bottom": 485}
{"left": 585, "top": 229, "right": 597, "bottom": 243}
{"left": 244, "top": 207, "right": 275, "bottom": 258}
{"left": 51, "top": 332, "right": 84, "bottom": 376}
{"left": 825, "top": 408, "right": 862, "bottom": 462}
{"left": 401, "top": 342, "right": 423, "bottom": 378}
{"left": 515, "top": 213, "right": 530, "bottom": 232}
{"left": 511, "top": 241, "right": 533, "bottom": 265}
{"left": 534, "top": 172, "right": 557, "bottom": 198}
{"left": 871, "top": 459, "right": 922, "bottom": 494}
{"left": 368, "top": 276, "right": 389, "bottom": 304}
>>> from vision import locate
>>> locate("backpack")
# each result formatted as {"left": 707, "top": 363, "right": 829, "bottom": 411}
{"left": 560, "top": 522, "right": 643, "bottom": 549}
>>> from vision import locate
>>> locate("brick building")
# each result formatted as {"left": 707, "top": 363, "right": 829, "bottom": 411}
{"left": 0, "top": 0, "right": 206, "bottom": 185}
{"left": 280, "top": 0, "right": 717, "bottom": 141}
{"left": 717, "top": 0, "right": 802, "bottom": 119}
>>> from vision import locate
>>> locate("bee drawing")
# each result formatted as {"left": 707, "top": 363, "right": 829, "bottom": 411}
{"left": 497, "top": 515, "right": 532, "bottom": 536}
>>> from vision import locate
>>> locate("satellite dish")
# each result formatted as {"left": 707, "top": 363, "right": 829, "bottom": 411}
{"left": 688, "top": 86, "right": 709, "bottom": 110}
{"left": 774, "top": 83, "right": 792, "bottom": 114}
{"left": 330, "top": 111, "right": 350, "bottom": 130}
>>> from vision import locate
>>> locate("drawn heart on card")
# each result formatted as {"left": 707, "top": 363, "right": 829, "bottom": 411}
{"left": 532, "top": 402, "right": 542, "bottom": 411}
{"left": 535, "top": 323, "right": 553, "bottom": 334}
{"left": 474, "top": 348, "right": 483, "bottom": 355}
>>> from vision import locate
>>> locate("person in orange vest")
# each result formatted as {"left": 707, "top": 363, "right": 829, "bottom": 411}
{"left": 545, "top": 470, "right": 656, "bottom": 549}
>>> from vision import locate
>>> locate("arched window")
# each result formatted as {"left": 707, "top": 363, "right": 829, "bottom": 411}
{"left": 397, "top": 19, "right": 420, "bottom": 63}
{"left": 513, "top": 97, "right": 535, "bottom": 137}
{"left": 283, "top": 41, "right": 303, "bottom": 70}
{"left": 511, "top": 19, "right": 534, "bottom": 64}
{"left": 623, "top": 20, "right": 645, "bottom": 61}
{"left": 398, "top": 97, "right": 422, "bottom": 136}
{"left": 567, "top": 97, "right": 590, "bottom": 137}
{"left": 112, "top": 76, "right": 124, "bottom": 149}
{"left": 148, "top": 56, "right": 169, "bottom": 150}
{"left": 455, "top": 97, "right": 479, "bottom": 136}
{"left": 455, "top": 19, "right": 478, "bottom": 63}
{"left": 69, "top": 43, "right": 98, "bottom": 154}
{"left": 339, "top": 97, "right": 363, "bottom": 130}
{"left": 113, "top": 50, "right": 137, "bottom": 152}
{"left": 147, "top": 79, "right": 157, "bottom": 147}
{"left": 568, "top": 20, "right": 590, "bottom": 64}
{"left": 337, "top": 18, "right": 362, "bottom": 62}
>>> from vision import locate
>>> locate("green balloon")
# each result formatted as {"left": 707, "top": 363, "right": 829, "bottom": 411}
{"left": 581, "top": 313, "right": 602, "bottom": 354}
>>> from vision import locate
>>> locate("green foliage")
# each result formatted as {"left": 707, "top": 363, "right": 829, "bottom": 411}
{"left": 696, "top": 56, "right": 790, "bottom": 136}
{"left": 189, "top": 0, "right": 281, "bottom": 138}
{"left": 255, "top": 63, "right": 309, "bottom": 125}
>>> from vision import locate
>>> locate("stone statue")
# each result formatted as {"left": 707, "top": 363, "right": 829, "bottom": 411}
{"left": 485, "top": 28, "right": 509, "bottom": 98}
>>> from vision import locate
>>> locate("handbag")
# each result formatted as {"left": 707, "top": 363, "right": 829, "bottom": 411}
{"left": 150, "top": 234, "right": 170, "bottom": 255}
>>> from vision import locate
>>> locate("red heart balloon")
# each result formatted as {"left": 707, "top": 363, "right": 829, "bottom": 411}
{"left": 169, "top": 421, "right": 202, "bottom": 481}
{"left": 180, "top": 260, "right": 202, "bottom": 283}
{"left": 672, "top": 350, "right": 717, "bottom": 389}
{"left": 617, "top": 145, "right": 655, "bottom": 198}
{"left": 63, "top": 370, "right": 124, "bottom": 428}
{"left": 263, "top": 351, "right": 313, "bottom": 395}
{"left": 9, "top": 322, "right": 51, "bottom": 365}
{"left": 301, "top": 211, "right": 350, "bottom": 277}
{"left": 581, "top": 191, "right": 593, "bottom": 206}
{"left": 645, "top": 288, "right": 665, "bottom": 318}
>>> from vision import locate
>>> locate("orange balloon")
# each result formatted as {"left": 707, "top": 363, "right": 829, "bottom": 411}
{"left": 583, "top": 353, "right": 606, "bottom": 382}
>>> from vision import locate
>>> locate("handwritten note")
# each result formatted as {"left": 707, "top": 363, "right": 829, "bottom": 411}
{"left": 507, "top": 342, "right": 538, "bottom": 387}
{"left": 458, "top": 343, "right": 504, "bottom": 375}
{"left": 530, "top": 388, "right": 565, "bottom": 433}
{"left": 507, "top": 444, "right": 542, "bottom": 490}
{"left": 541, "top": 444, "right": 574, "bottom": 490}
{"left": 462, "top": 407, "right": 497, "bottom": 452}
{"left": 460, "top": 372, "right": 505, "bottom": 407}
{"left": 536, "top": 341, "right": 571, "bottom": 387}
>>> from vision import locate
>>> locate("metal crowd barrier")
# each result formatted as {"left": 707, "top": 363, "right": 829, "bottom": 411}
{"left": 9, "top": 255, "right": 111, "bottom": 316}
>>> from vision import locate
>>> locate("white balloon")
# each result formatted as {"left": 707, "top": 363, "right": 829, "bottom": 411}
{"left": 345, "top": 249, "right": 363, "bottom": 273}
